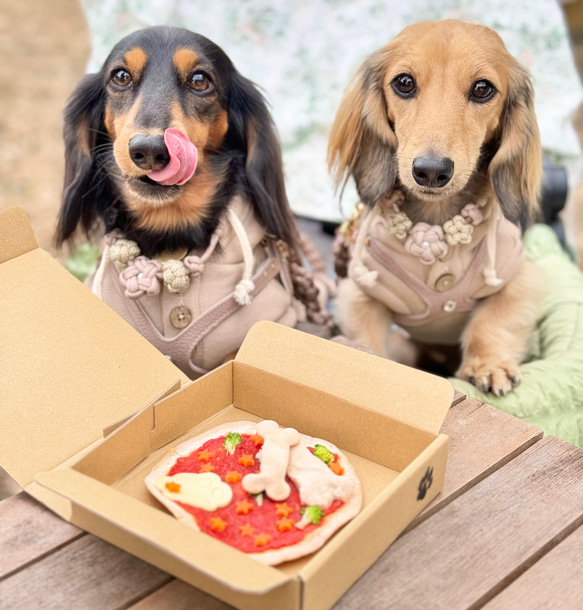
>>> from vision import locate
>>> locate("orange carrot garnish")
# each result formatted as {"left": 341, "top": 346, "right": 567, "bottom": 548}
{"left": 329, "top": 461, "right": 344, "bottom": 476}
{"left": 197, "top": 449, "right": 213, "bottom": 462}
{"left": 275, "top": 503, "right": 293, "bottom": 517}
{"left": 254, "top": 533, "right": 271, "bottom": 547}
{"left": 225, "top": 471, "right": 242, "bottom": 483}
{"left": 210, "top": 517, "right": 227, "bottom": 531}
{"left": 250, "top": 433, "right": 264, "bottom": 446}
{"left": 276, "top": 517, "right": 294, "bottom": 532}
{"left": 239, "top": 454, "right": 255, "bottom": 467}
{"left": 240, "top": 523, "right": 255, "bottom": 537}
{"left": 236, "top": 500, "right": 254, "bottom": 515}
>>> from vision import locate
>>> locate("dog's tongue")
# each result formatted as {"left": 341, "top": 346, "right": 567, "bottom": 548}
{"left": 147, "top": 128, "right": 197, "bottom": 186}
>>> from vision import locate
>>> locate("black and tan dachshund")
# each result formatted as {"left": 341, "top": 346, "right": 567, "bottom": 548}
{"left": 55, "top": 26, "right": 330, "bottom": 377}
{"left": 56, "top": 25, "right": 296, "bottom": 257}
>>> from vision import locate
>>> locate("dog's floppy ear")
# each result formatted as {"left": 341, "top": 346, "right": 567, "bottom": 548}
{"left": 328, "top": 49, "right": 398, "bottom": 206}
{"left": 226, "top": 71, "right": 297, "bottom": 247}
{"left": 56, "top": 72, "right": 113, "bottom": 246}
{"left": 489, "top": 63, "right": 542, "bottom": 225}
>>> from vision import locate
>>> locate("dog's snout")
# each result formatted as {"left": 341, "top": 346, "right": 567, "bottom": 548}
{"left": 129, "top": 135, "right": 170, "bottom": 171}
{"left": 412, "top": 156, "right": 454, "bottom": 188}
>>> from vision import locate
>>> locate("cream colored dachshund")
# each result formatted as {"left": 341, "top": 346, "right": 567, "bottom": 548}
{"left": 329, "top": 20, "right": 544, "bottom": 396}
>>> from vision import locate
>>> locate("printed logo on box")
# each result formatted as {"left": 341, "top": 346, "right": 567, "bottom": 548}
{"left": 417, "top": 466, "right": 433, "bottom": 501}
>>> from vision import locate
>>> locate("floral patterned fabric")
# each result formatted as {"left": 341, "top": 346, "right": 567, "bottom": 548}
{"left": 82, "top": 0, "right": 582, "bottom": 221}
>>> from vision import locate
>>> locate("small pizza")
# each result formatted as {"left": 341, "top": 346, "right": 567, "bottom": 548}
{"left": 145, "top": 420, "right": 362, "bottom": 565}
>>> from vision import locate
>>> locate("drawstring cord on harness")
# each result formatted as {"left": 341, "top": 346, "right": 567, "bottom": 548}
{"left": 226, "top": 207, "right": 256, "bottom": 305}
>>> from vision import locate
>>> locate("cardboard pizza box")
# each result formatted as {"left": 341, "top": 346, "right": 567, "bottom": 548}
{"left": 0, "top": 207, "right": 454, "bottom": 610}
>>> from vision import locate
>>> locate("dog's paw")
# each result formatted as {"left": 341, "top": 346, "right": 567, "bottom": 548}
{"left": 457, "top": 357, "right": 521, "bottom": 397}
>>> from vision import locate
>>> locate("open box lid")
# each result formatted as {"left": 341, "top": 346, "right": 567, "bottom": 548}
{"left": 235, "top": 321, "right": 454, "bottom": 435}
{"left": 0, "top": 207, "right": 188, "bottom": 488}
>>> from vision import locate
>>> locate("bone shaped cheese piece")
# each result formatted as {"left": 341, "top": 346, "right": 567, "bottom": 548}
{"left": 287, "top": 441, "right": 353, "bottom": 509}
{"left": 242, "top": 420, "right": 299, "bottom": 501}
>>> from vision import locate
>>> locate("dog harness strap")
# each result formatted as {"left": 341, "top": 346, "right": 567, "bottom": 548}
{"left": 116, "top": 252, "right": 282, "bottom": 374}
{"left": 365, "top": 234, "right": 488, "bottom": 327}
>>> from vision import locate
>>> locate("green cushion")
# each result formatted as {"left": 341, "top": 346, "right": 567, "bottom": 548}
{"left": 450, "top": 224, "right": 583, "bottom": 447}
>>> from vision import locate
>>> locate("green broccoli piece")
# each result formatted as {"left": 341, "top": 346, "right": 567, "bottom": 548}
{"left": 313, "top": 444, "right": 334, "bottom": 464}
{"left": 223, "top": 432, "right": 243, "bottom": 455}
{"left": 295, "top": 505, "right": 325, "bottom": 530}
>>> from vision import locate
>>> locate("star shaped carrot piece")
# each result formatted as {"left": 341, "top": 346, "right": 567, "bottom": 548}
{"left": 197, "top": 449, "right": 213, "bottom": 462}
{"left": 250, "top": 433, "right": 264, "bottom": 446}
{"left": 240, "top": 523, "right": 255, "bottom": 537}
{"left": 276, "top": 517, "right": 294, "bottom": 532}
{"left": 236, "top": 500, "right": 254, "bottom": 515}
{"left": 225, "top": 471, "right": 242, "bottom": 483}
{"left": 329, "top": 461, "right": 344, "bottom": 476}
{"left": 275, "top": 503, "right": 293, "bottom": 517}
{"left": 165, "top": 481, "right": 181, "bottom": 493}
{"left": 239, "top": 454, "right": 255, "bottom": 467}
{"left": 199, "top": 463, "right": 215, "bottom": 473}
{"left": 254, "top": 533, "right": 271, "bottom": 547}
{"left": 210, "top": 517, "right": 227, "bottom": 531}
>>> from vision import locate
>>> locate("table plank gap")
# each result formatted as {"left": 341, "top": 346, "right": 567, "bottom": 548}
{"left": 334, "top": 436, "right": 583, "bottom": 609}
{"left": 405, "top": 397, "right": 543, "bottom": 531}
{"left": 114, "top": 574, "right": 175, "bottom": 610}
{"left": 472, "top": 510, "right": 583, "bottom": 609}
{"left": 483, "top": 522, "right": 583, "bottom": 609}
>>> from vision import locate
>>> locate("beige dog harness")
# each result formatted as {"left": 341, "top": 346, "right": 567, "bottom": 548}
{"left": 346, "top": 192, "right": 524, "bottom": 345}
{"left": 89, "top": 196, "right": 305, "bottom": 377}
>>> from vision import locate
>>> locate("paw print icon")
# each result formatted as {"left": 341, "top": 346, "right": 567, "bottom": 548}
{"left": 417, "top": 466, "right": 434, "bottom": 501}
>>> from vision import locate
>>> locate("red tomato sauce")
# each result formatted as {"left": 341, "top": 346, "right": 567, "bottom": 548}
{"left": 167, "top": 434, "right": 342, "bottom": 554}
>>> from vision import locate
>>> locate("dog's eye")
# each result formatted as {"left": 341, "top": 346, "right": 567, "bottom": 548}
{"left": 111, "top": 69, "right": 132, "bottom": 88}
{"left": 189, "top": 72, "right": 213, "bottom": 93}
{"left": 469, "top": 80, "right": 497, "bottom": 103}
{"left": 391, "top": 74, "right": 416, "bottom": 98}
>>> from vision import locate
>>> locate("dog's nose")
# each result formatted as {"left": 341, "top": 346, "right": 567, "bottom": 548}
{"left": 412, "top": 156, "right": 454, "bottom": 188}
{"left": 129, "top": 134, "right": 170, "bottom": 171}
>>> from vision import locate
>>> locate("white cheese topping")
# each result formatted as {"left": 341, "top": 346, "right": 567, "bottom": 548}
{"left": 155, "top": 472, "right": 233, "bottom": 511}
{"left": 287, "top": 442, "right": 352, "bottom": 509}
{"left": 242, "top": 420, "right": 299, "bottom": 501}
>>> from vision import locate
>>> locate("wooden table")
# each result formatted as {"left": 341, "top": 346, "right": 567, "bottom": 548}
{"left": 2, "top": 392, "right": 583, "bottom": 609}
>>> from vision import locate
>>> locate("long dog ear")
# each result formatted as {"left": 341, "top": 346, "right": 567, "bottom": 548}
{"left": 226, "top": 71, "right": 297, "bottom": 247}
{"left": 328, "top": 49, "right": 398, "bottom": 206}
{"left": 489, "top": 63, "right": 542, "bottom": 225}
{"left": 55, "top": 72, "right": 112, "bottom": 246}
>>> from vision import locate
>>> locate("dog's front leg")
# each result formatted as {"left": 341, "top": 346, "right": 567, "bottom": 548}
{"left": 457, "top": 260, "right": 544, "bottom": 396}
{"left": 336, "top": 278, "right": 394, "bottom": 357}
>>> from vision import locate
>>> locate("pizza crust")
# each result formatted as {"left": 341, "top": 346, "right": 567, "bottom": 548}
{"left": 145, "top": 421, "right": 363, "bottom": 565}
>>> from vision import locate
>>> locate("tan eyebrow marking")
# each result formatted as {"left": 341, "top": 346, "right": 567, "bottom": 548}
{"left": 173, "top": 48, "right": 199, "bottom": 80}
{"left": 123, "top": 47, "right": 148, "bottom": 79}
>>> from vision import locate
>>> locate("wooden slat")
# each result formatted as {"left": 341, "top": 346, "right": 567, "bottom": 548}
{"left": 335, "top": 436, "right": 583, "bottom": 609}
{"left": 130, "top": 579, "right": 234, "bottom": 610}
{"left": 484, "top": 524, "right": 583, "bottom": 609}
{"left": 0, "top": 493, "right": 83, "bottom": 579}
{"left": 412, "top": 397, "right": 542, "bottom": 526}
{"left": 0, "top": 535, "right": 172, "bottom": 609}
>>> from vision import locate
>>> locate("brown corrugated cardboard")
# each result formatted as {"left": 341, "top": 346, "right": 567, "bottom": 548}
{"left": 0, "top": 206, "right": 188, "bottom": 488}
{"left": 1, "top": 208, "right": 454, "bottom": 610}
